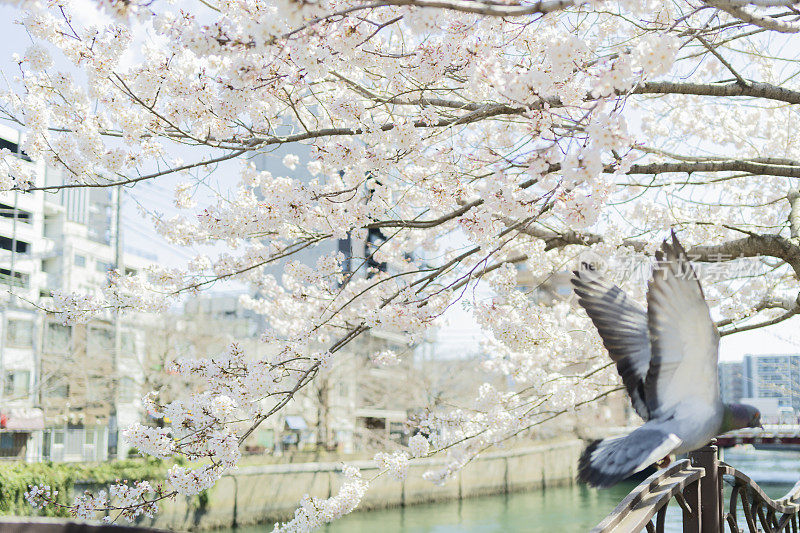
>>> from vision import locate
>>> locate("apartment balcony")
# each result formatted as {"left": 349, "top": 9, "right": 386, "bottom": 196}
{"left": 0, "top": 270, "right": 25, "bottom": 288}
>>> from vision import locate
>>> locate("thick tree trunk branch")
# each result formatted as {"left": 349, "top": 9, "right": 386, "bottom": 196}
{"left": 367, "top": 0, "right": 579, "bottom": 17}
{"left": 788, "top": 189, "right": 800, "bottom": 238}
{"left": 19, "top": 78, "right": 800, "bottom": 192}
{"left": 708, "top": 1, "right": 800, "bottom": 5}
{"left": 688, "top": 235, "right": 800, "bottom": 274}
{"left": 517, "top": 226, "right": 646, "bottom": 252}
{"left": 628, "top": 160, "right": 800, "bottom": 177}
{"left": 634, "top": 81, "right": 800, "bottom": 104}
{"left": 525, "top": 224, "right": 800, "bottom": 336}
{"left": 706, "top": 1, "right": 800, "bottom": 33}
{"left": 522, "top": 226, "right": 800, "bottom": 276}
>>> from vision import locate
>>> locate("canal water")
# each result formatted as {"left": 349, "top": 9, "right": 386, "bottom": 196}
{"left": 229, "top": 447, "right": 800, "bottom": 532}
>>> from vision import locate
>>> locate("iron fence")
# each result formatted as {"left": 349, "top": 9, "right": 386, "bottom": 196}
{"left": 591, "top": 440, "right": 800, "bottom": 532}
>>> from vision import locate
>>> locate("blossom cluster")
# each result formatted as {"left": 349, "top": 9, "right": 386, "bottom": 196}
{"left": 25, "top": 481, "right": 160, "bottom": 523}
{"left": 50, "top": 270, "right": 171, "bottom": 325}
{"left": 374, "top": 451, "right": 411, "bottom": 481}
{"left": 273, "top": 466, "right": 368, "bottom": 532}
{"left": 408, "top": 434, "right": 431, "bottom": 458}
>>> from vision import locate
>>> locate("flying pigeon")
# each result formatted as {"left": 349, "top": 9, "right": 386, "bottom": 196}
{"left": 572, "top": 232, "right": 762, "bottom": 488}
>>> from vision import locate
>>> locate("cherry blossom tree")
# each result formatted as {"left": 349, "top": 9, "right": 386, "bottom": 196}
{"left": 7, "top": 0, "right": 800, "bottom": 528}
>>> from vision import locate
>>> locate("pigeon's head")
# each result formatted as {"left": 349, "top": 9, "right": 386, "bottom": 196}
{"left": 725, "top": 403, "right": 763, "bottom": 431}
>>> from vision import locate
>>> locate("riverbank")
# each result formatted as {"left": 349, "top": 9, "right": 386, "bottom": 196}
{"left": 142, "top": 439, "right": 583, "bottom": 531}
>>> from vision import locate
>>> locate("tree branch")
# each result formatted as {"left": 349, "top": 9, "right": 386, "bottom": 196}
{"left": 706, "top": 1, "right": 800, "bottom": 33}
{"left": 633, "top": 80, "right": 800, "bottom": 104}
{"left": 367, "top": 0, "right": 579, "bottom": 17}
{"left": 695, "top": 35, "right": 749, "bottom": 86}
{"left": 719, "top": 307, "right": 800, "bottom": 336}
{"left": 627, "top": 160, "right": 800, "bottom": 177}
{"left": 520, "top": 226, "right": 800, "bottom": 275}
{"left": 788, "top": 188, "right": 800, "bottom": 238}
{"left": 19, "top": 149, "right": 249, "bottom": 192}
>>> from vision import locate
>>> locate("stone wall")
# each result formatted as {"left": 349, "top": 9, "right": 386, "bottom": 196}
{"left": 143, "top": 439, "right": 583, "bottom": 531}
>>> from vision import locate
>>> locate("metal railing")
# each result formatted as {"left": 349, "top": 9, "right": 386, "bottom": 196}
{"left": 0, "top": 271, "right": 26, "bottom": 287}
{"left": 591, "top": 440, "right": 800, "bottom": 532}
{"left": 42, "top": 428, "right": 109, "bottom": 462}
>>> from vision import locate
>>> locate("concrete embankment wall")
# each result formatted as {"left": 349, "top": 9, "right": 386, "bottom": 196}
{"left": 144, "top": 439, "right": 583, "bottom": 531}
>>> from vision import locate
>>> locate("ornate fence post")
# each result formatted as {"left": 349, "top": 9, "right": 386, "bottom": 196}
{"left": 689, "top": 440, "right": 723, "bottom": 532}
{"left": 682, "top": 468, "right": 701, "bottom": 533}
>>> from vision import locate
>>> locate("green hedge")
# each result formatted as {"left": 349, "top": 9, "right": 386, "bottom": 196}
{"left": 0, "top": 458, "right": 168, "bottom": 517}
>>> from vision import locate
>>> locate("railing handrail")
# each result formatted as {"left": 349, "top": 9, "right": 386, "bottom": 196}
{"left": 719, "top": 463, "right": 800, "bottom": 514}
{"left": 589, "top": 440, "right": 800, "bottom": 532}
{"left": 591, "top": 459, "right": 703, "bottom": 533}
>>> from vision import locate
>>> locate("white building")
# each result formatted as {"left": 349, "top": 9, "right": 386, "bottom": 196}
{"left": 741, "top": 353, "right": 800, "bottom": 421}
{"left": 0, "top": 125, "right": 154, "bottom": 461}
{"left": 719, "top": 360, "right": 744, "bottom": 405}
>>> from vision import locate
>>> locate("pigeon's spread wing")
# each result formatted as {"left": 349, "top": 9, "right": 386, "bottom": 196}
{"left": 578, "top": 426, "right": 682, "bottom": 488}
{"left": 645, "top": 234, "right": 721, "bottom": 419}
{"left": 572, "top": 269, "right": 651, "bottom": 420}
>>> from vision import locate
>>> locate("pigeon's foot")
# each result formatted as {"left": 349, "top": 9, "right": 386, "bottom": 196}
{"left": 656, "top": 456, "right": 672, "bottom": 469}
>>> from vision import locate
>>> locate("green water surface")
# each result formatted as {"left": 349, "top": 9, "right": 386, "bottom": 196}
{"left": 226, "top": 448, "right": 799, "bottom": 532}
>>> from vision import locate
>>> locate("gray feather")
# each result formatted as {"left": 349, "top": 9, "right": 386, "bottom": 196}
{"left": 578, "top": 427, "right": 681, "bottom": 488}
{"left": 572, "top": 268, "right": 651, "bottom": 420}
{"left": 645, "top": 234, "right": 720, "bottom": 418}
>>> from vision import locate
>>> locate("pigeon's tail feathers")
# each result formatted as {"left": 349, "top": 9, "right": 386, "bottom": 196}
{"left": 578, "top": 429, "right": 682, "bottom": 488}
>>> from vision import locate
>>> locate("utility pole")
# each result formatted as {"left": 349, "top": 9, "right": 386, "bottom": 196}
{"left": 9, "top": 191, "right": 18, "bottom": 302}
{"left": 108, "top": 185, "right": 124, "bottom": 460}
{"left": 8, "top": 131, "right": 21, "bottom": 306}
{"left": 1, "top": 133, "right": 24, "bottom": 409}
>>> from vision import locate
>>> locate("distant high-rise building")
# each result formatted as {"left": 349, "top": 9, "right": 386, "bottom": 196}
{"left": 741, "top": 354, "right": 800, "bottom": 412}
{"left": 718, "top": 361, "right": 744, "bottom": 404}
{"left": 0, "top": 124, "right": 155, "bottom": 461}
{"left": 251, "top": 151, "right": 377, "bottom": 281}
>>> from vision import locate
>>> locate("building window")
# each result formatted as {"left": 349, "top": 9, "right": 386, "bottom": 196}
{"left": 0, "top": 269, "right": 27, "bottom": 288}
{"left": 74, "top": 254, "right": 86, "bottom": 267}
{"left": 96, "top": 261, "right": 112, "bottom": 273}
{"left": 88, "top": 326, "right": 114, "bottom": 356}
{"left": 86, "top": 377, "right": 112, "bottom": 407}
{"left": 0, "top": 138, "right": 31, "bottom": 161}
{"left": 6, "top": 319, "right": 33, "bottom": 347}
{"left": 45, "top": 323, "right": 71, "bottom": 353}
{"left": 4, "top": 370, "right": 30, "bottom": 398}
{"left": 0, "top": 203, "right": 31, "bottom": 223}
{"left": 44, "top": 377, "right": 68, "bottom": 399}
{"left": 0, "top": 236, "right": 29, "bottom": 254}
